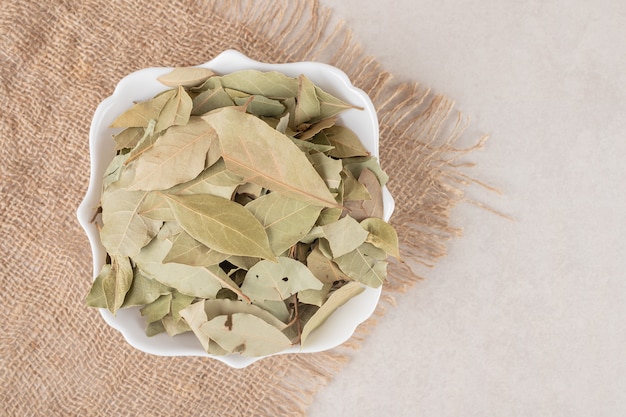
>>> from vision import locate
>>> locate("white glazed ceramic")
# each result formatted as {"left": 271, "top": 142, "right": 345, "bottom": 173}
{"left": 77, "top": 49, "right": 394, "bottom": 368}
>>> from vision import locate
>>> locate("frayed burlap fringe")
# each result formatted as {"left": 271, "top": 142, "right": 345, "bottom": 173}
{"left": 0, "top": 0, "right": 487, "bottom": 416}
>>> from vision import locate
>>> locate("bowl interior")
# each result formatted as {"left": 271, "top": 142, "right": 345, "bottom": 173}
{"left": 77, "top": 49, "right": 394, "bottom": 368}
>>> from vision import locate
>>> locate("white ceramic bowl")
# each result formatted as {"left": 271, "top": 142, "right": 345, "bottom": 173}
{"left": 77, "top": 49, "right": 394, "bottom": 368}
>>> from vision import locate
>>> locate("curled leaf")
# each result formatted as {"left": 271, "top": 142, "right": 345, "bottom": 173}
{"left": 300, "top": 281, "right": 365, "bottom": 346}
{"left": 361, "top": 217, "right": 400, "bottom": 260}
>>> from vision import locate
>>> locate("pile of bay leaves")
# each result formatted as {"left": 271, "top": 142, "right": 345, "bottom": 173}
{"left": 86, "top": 67, "right": 399, "bottom": 357}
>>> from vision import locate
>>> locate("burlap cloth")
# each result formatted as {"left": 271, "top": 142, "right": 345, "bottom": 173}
{"left": 0, "top": 1, "right": 485, "bottom": 415}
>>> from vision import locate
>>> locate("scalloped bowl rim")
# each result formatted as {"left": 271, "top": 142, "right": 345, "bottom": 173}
{"left": 77, "top": 49, "right": 394, "bottom": 369}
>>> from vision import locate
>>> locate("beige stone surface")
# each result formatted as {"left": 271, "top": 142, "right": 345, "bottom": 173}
{"left": 310, "top": 1, "right": 626, "bottom": 415}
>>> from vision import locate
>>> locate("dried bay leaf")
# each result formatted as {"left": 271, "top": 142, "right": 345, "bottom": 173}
{"left": 166, "top": 158, "right": 243, "bottom": 199}
{"left": 154, "top": 85, "right": 192, "bottom": 133}
{"left": 102, "top": 154, "right": 129, "bottom": 190}
{"left": 179, "top": 301, "right": 211, "bottom": 351}
{"left": 110, "top": 89, "right": 176, "bottom": 128}
{"left": 318, "top": 215, "right": 369, "bottom": 258}
{"left": 241, "top": 257, "right": 323, "bottom": 302}
{"left": 218, "top": 69, "right": 299, "bottom": 99}
{"left": 113, "top": 127, "right": 144, "bottom": 151}
{"left": 323, "top": 125, "right": 371, "bottom": 158}
{"left": 100, "top": 187, "right": 160, "bottom": 257}
{"left": 245, "top": 192, "right": 323, "bottom": 255}
{"left": 203, "top": 107, "right": 338, "bottom": 208}
{"left": 299, "top": 282, "right": 332, "bottom": 307}
{"left": 275, "top": 112, "right": 290, "bottom": 134}
{"left": 128, "top": 117, "right": 218, "bottom": 191}
{"left": 300, "top": 281, "right": 365, "bottom": 346}
{"left": 145, "top": 320, "right": 167, "bottom": 337}
{"left": 313, "top": 86, "right": 360, "bottom": 121}
{"left": 138, "top": 191, "right": 175, "bottom": 222}
{"left": 297, "top": 116, "right": 337, "bottom": 141}
{"left": 306, "top": 152, "right": 343, "bottom": 191}
{"left": 316, "top": 207, "right": 343, "bottom": 226}
{"left": 157, "top": 67, "right": 216, "bottom": 88}
{"left": 226, "top": 255, "right": 261, "bottom": 271}
{"left": 253, "top": 299, "right": 291, "bottom": 323}
{"left": 124, "top": 119, "right": 159, "bottom": 165}
{"left": 156, "top": 221, "right": 183, "bottom": 241}
{"left": 305, "top": 244, "right": 351, "bottom": 284}
{"left": 294, "top": 74, "right": 320, "bottom": 126}
{"left": 233, "top": 95, "right": 285, "bottom": 117}
{"left": 134, "top": 237, "right": 237, "bottom": 299}
{"left": 164, "top": 193, "right": 275, "bottom": 260}
{"left": 140, "top": 293, "right": 172, "bottom": 324}
{"left": 122, "top": 269, "right": 171, "bottom": 307}
{"left": 85, "top": 263, "right": 110, "bottom": 309}
{"left": 201, "top": 298, "right": 288, "bottom": 330}
{"left": 162, "top": 314, "right": 192, "bottom": 336}
{"left": 334, "top": 242, "right": 388, "bottom": 288}
{"left": 290, "top": 137, "right": 335, "bottom": 154}
{"left": 170, "top": 291, "right": 196, "bottom": 323}
{"left": 344, "top": 168, "right": 384, "bottom": 221}
{"left": 191, "top": 84, "right": 234, "bottom": 115}
{"left": 341, "top": 168, "right": 371, "bottom": 201}
{"left": 163, "top": 230, "right": 229, "bottom": 267}
{"left": 201, "top": 313, "right": 292, "bottom": 356}
{"left": 236, "top": 182, "right": 264, "bottom": 199}
{"left": 361, "top": 217, "right": 400, "bottom": 260}
{"left": 342, "top": 156, "right": 389, "bottom": 187}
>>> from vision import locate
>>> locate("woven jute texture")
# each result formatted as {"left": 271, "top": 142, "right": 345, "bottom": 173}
{"left": 0, "top": 1, "right": 484, "bottom": 415}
